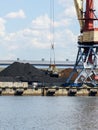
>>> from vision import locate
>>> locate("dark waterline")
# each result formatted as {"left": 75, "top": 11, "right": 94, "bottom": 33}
{"left": 0, "top": 96, "right": 98, "bottom": 130}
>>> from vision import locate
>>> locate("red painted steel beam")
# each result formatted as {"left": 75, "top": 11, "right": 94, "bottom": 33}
{"left": 84, "top": 0, "right": 94, "bottom": 31}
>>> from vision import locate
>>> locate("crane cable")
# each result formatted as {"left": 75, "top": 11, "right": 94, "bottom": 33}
{"left": 50, "top": 0, "right": 55, "bottom": 65}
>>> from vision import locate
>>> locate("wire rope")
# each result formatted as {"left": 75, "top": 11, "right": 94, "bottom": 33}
{"left": 50, "top": 0, "right": 55, "bottom": 65}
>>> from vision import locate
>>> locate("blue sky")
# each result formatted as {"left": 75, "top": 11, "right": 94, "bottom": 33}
{"left": 0, "top": 0, "right": 98, "bottom": 61}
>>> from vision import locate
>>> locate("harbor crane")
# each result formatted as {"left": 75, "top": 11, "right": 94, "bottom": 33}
{"left": 67, "top": 0, "right": 98, "bottom": 87}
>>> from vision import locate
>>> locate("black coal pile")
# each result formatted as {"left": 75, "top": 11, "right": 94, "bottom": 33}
{"left": 0, "top": 62, "right": 66, "bottom": 85}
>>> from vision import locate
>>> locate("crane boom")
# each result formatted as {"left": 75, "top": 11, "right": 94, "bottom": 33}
{"left": 74, "top": 0, "right": 84, "bottom": 31}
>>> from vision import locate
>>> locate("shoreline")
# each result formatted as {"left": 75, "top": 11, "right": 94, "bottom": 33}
{"left": 0, "top": 87, "right": 98, "bottom": 96}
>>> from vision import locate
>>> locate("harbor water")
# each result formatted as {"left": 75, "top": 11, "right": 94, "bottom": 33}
{"left": 0, "top": 96, "right": 98, "bottom": 130}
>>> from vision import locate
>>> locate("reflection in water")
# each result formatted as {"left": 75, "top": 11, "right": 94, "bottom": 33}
{"left": 74, "top": 97, "right": 98, "bottom": 130}
{"left": 0, "top": 96, "right": 98, "bottom": 130}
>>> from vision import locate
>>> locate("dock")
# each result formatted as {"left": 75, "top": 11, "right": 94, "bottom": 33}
{"left": 0, "top": 84, "right": 98, "bottom": 96}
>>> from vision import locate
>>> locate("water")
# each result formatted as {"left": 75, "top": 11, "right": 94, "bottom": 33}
{"left": 0, "top": 96, "right": 98, "bottom": 130}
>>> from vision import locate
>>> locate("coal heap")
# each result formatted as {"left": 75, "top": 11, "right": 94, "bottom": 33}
{"left": 0, "top": 62, "right": 66, "bottom": 85}
{"left": 0, "top": 62, "right": 44, "bottom": 77}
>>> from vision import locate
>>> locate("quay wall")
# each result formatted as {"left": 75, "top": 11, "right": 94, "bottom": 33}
{"left": 0, "top": 87, "right": 98, "bottom": 96}
{"left": 0, "top": 81, "right": 98, "bottom": 96}
{"left": 0, "top": 81, "right": 28, "bottom": 89}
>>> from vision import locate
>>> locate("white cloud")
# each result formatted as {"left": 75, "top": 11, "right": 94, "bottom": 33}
{"left": 8, "top": 44, "right": 18, "bottom": 51}
{"left": 0, "top": 11, "right": 78, "bottom": 60}
{"left": 58, "top": 0, "right": 76, "bottom": 19}
{"left": 0, "top": 17, "right": 6, "bottom": 36}
{"left": 57, "top": 0, "right": 76, "bottom": 30}
{"left": 58, "top": 0, "right": 73, "bottom": 7}
{"left": 0, "top": 0, "right": 79, "bottom": 61}
{"left": 32, "top": 14, "right": 61, "bottom": 29}
{"left": 23, "top": 29, "right": 40, "bottom": 37}
{"left": 3, "top": 53, "right": 16, "bottom": 60}
{"left": 5, "top": 33, "right": 17, "bottom": 41}
{"left": 32, "top": 14, "right": 50, "bottom": 29}
{"left": 63, "top": 6, "right": 76, "bottom": 18}
{"left": 31, "top": 38, "right": 49, "bottom": 49}
{"left": 5, "top": 9, "right": 26, "bottom": 19}
{"left": 95, "top": 0, "right": 98, "bottom": 9}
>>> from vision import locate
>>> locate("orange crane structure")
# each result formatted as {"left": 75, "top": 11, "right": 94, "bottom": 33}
{"left": 67, "top": 0, "right": 98, "bottom": 87}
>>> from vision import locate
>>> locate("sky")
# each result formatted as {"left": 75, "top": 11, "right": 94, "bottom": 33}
{"left": 0, "top": 0, "right": 98, "bottom": 61}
